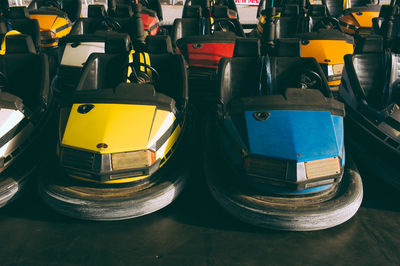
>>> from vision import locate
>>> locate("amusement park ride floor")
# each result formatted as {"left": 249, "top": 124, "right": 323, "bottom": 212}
{"left": 0, "top": 5, "right": 399, "bottom": 266}
{"left": 0, "top": 116, "right": 399, "bottom": 265}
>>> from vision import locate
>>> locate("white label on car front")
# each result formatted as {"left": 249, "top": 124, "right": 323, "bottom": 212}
{"left": 0, "top": 109, "right": 24, "bottom": 139}
{"left": 60, "top": 42, "right": 105, "bottom": 67}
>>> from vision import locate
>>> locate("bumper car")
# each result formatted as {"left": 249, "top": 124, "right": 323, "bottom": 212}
{"left": 204, "top": 53, "right": 363, "bottom": 231}
{"left": 38, "top": 37, "right": 193, "bottom": 220}
{"left": 108, "top": 0, "right": 163, "bottom": 36}
{"left": 322, "top": 0, "right": 381, "bottom": 36}
{"left": 172, "top": 4, "right": 246, "bottom": 101}
{"left": 0, "top": 34, "right": 53, "bottom": 207}
{"left": 27, "top": 0, "right": 82, "bottom": 49}
{"left": 258, "top": 3, "right": 355, "bottom": 92}
{"left": 340, "top": 36, "right": 400, "bottom": 190}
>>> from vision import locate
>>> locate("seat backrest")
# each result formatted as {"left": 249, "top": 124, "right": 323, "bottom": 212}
{"left": 218, "top": 57, "right": 263, "bottom": 111}
{"left": 0, "top": 34, "right": 48, "bottom": 109}
{"left": 115, "top": 4, "right": 133, "bottom": 18}
{"left": 211, "top": 5, "right": 237, "bottom": 18}
{"left": 354, "top": 35, "right": 383, "bottom": 54}
{"left": 274, "top": 5, "right": 302, "bottom": 38}
{"left": 70, "top": 17, "right": 103, "bottom": 35}
{"left": 149, "top": 53, "right": 188, "bottom": 107}
{"left": 62, "top": 0, "right": 82, "bottom": 22}
{"left": 349, "top": 53, "right": 388, "bottom": 109}
{"left": 8, "top": 6, "right": 40, "bottom": 50}
{"left": 233, "top": 38, "right": 260, "bottom": 57}
{"left": 321, "top": 0, "right": 344, "bottom": 17}
{"left": 87, "top": 4, "right": 107, "bottom": 18}
{"left": 308, "top": 4, "right": 328, "bottom": 31}
{"left": 171, "top": 18, "right": 210, "bottom": 45}
{"left": 182, "top": 5, "right": 203, "bottom": 18}
{"left": 146, "top": 35, "right": 173, "bottom": 54}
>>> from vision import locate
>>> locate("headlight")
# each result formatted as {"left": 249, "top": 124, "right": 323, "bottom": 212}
{"left": 321, "top": 63, "right": 344, "bottom": 82}
{"left": 304, "top": 157, "right": 341, "bottom": 179}
{"left": 40, "top": 30, "right": 57, "bottom": 44}
{"left": 112, "top": 150, "right": 155, "bottom": 171}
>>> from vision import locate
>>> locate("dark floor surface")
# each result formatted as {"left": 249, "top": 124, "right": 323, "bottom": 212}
{"left": 0, "top": 108, "right": 399, "bottom": 266}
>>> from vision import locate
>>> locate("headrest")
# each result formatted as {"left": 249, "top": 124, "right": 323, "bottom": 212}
{"left": 146, "top": 35, "right": 173, "bottom": 54}
{"left": 233, "top": 38, "right": 260, "bottom": 57}
{"left": 275, "top": 38, "right": 301, "bottom": 57}
{"left": 212, "top": 6, "right": 230, "bottom": 18}
{"left": 354, "top": 35, "right": 383, "bottom": 54}
{"left": 182, "top": 5, "right": 202, "bottom": 18}
{"left": 88, "top": 4, "right": 107, "bottom": 18}
{"left": 379, "top": 5, "right": 399, "bottom": 18}
{"left": 310, "top": 5, "right": 327, "bottom": 17}
{"left": 282, "top": 5, "right": 299, "bottom": 16}
{"left": 9, "top": 6, "right": 30, "bottom": 19}
{"left": 104, "top": 34, "right": 131, "bottom": 53}
{"left": 5, "top": 34, "right": 36, "bottom": 54}
{"left": 115, "top": 4, "right": 133, "bottom": 18}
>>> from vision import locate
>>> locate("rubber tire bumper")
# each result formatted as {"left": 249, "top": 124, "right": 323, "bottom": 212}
{"left": 0, "top": 161, "right": 37, "bottom": 208}
{"left": 204, "top": 124, "right": 363, "bottom": 231}
{"left": 38, "top": 114, "right": 195, "bottom": 221}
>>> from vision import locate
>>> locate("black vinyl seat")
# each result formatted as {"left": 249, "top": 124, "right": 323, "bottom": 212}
{"left": 8, "top": 6, "right": 41, "bottom": 51}
{"left": 182, "top": 5, "right": 203, "bottom": 18}
{"left": 307, "top": 4, "right": 329, "bottom": 31}
{"left": 343, "top": 52, "right": 399, "bottom": 111}
{"left": 171, "top": 18, "right": 211, "bottom": 46}
{"left": 0, "top": 34, "right": 49, "bottom": 110}
{"left": 75, "top": 52, "right": 187, "bottom": 109}
{"left": 57, "top": 33, "right": 132, "bottom": 93}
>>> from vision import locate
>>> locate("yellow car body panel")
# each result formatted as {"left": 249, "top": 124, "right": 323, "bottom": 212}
{"left": 62, "top": 104, "right": 157, "bottom": 154}
{"left": 29, "top": 14, "right": 71, "bottom": 47}
{"left": 352, "top": 11, "right": 379, "bottom": 28}
{"left": 300, "top": 40, "right": 354, "bottom": 65}
{"left": 60, "top": 103, "right": 182, "bottom": 184}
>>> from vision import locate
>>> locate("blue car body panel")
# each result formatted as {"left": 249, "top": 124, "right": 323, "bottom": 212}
{"left": 245, "top": 110, "right": 342, "bottom": 162}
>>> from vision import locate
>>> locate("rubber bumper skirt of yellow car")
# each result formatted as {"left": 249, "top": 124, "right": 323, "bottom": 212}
{"left": 38, "top": 113, "right": 194, "bottom": 221}
{"left": 203, "top": 122, "right": 363, "bottom": 231}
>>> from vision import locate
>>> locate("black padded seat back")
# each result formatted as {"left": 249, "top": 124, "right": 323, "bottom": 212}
{"left": 212, "top": 6, "right": 237, "bottom": 18}
{"left": 233, "top": 38, "right": 260, "bottom": 57}
{"left": 10, "top": 18, "right": 40, "bottom": 51}
{"left": 321, "top": 0, "right": 343, "bottom": 17}
{"left": 275, "top": 38, "right": 301, "bottom": 57}
{"left": 149, "top": 54, "right": 188, "bottom": 107}
{"left": 105, "top": 33, "right": 131, "bottom": 53}
{"left": 70, "top": 17, "right": 103, "bottom": 35}
{"left": 0, "top": 46, "right": 48, "bottom": 109}
{"left": 218, "top": 57, "right": 263, "bottom": 111}
{"left": 172, "top": 18, "right": 210, "bottom": 45}
{"left": 115, "top": 5, "right": 133, "bottom": 18}
{"left": 182, "top": 5, "right": 203, "bottom": 18}
{"left": 268, "top": 57, "right": 330, "bottom": 96}
{"left": 281, "top": 5, "right": 300, "bottom": 16}
{"left": 308, "top": 5, "right": 328, "bottom": 31}
{"left": 354, "top": 35, "right": 383, "bottom": 54}
{"left": 62, "top": 0, "right": 82, "bottom": 22}
{"left": 146, "top": 35, "right": 173, "bottom": 54}
{"left": 275, "top": 16, "right": 301, "bottom": 38}
{"left": 9, "top": 6, "right": 30, "bottom": 19}
{"left": 88, "top": 4, "right": 107, "bottom": 18}
{"left": 5, "top": 34, "right": 36, "bottom": 54}
{"left": 349, "top": 53, "right": 388, "bottom": 109}
{"left": 77, "top": 53, "right": 129, "bottom": 91}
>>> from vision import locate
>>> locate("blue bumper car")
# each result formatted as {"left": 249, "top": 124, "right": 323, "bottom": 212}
{"left": 204, "top": 54, "right": 363, "bottom": 231}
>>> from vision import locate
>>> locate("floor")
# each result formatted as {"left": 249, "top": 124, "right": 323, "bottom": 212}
{"left": 0, "top": 112, "right": 399, "bottom": 265}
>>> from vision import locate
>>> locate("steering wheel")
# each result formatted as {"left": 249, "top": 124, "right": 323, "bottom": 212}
{"left": 0, "top": 72, "right": 8, "bottom": 91}
{"left": 122, "top": 62, "right": 160, "bottom": 88}
{"left": 298, "top": 70, "right": 323, "bottom": 90}
{"left": 313, "top": 17, "right": 342, "bottom": 32}
{"left": 101, "top": 17, "right": 122, "bottom": 32}
{"left": 211, "top": 19, "right": 237, "bottom": 34}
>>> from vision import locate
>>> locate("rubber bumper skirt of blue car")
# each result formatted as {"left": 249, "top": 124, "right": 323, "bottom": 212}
{"left": 37, "top": 114, "right": 195, "bottom": 221}
{"left": 203, "top": 122, "right": 363, "bottom": 231}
